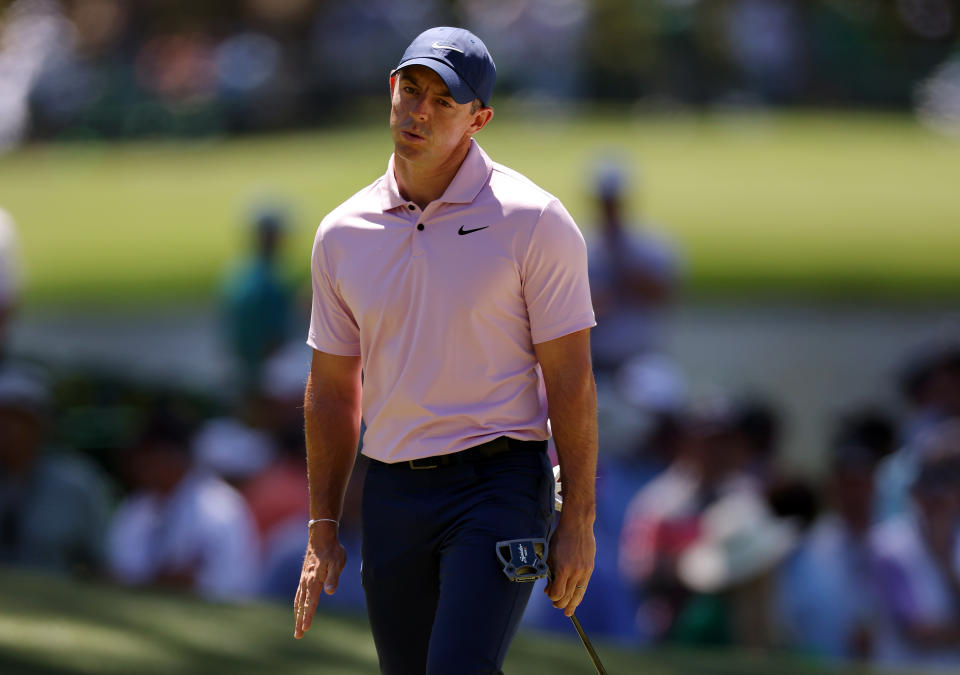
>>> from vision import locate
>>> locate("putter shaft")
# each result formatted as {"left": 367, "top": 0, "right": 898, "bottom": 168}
{"left": 570, "top": 613, "right": 607, "bottom": 675}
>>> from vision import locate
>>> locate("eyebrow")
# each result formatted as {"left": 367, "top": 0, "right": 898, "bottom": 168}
{"left": 399, "top": 70, "right": 454, "bottom": 99}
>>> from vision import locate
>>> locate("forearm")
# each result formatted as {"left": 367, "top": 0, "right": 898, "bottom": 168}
{"left": 535, "top": 329, "right": 599, "bottom": 613}
{"left": 545, "top": 362, "right": 598, "bottom": 523}
{"left": 304, "top": 370, "right": 362, "bottom": 521}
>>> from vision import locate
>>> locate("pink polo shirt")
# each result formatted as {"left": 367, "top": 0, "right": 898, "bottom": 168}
{"left": 308, "top": 140, "right": 595, "bottom": 463}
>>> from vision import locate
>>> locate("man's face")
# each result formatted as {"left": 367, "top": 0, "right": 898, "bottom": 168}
{"left": 389, "top": 65, "right": 489, "bottom": 166}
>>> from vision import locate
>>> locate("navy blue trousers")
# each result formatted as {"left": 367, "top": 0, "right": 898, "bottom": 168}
{"left": 361, "top": 442, "right": 554, "bottom": 675}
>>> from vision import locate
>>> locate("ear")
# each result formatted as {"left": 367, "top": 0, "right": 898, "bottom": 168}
{"left": 467, "top": 107, "right": 494, "bottom": 137}
{"left": 389, "top": 73, "right": 397, "bottom": 96}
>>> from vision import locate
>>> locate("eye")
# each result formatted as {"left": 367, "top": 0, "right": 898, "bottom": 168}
{"left": 402, "top": 86, "right": 417, "bottom": 94}
{"left": 438, "top": 98, "right": 453, "bottom": 108}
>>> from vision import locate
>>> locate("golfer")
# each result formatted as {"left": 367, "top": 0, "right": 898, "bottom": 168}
{"left": 293, "top": 26, "right": 598, "bottom": 674}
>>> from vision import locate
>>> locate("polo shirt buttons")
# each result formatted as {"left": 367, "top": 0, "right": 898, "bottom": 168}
{"left": 412, "top": 222, "right": 425, "bottom": 256}
{"left": 407, "top": 204, "right": 416, "bottom": 211}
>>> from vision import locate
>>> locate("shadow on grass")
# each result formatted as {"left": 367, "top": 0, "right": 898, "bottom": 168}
{"left": 0, "top": 569, "right": 378, "bottom": 675}
{"left": 1, "top": 569, "right": 898, "bottom": 675}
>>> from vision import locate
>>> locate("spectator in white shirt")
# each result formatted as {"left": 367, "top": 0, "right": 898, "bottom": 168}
{"left": 108, "top": 408, "right": 260, "bottom": 601}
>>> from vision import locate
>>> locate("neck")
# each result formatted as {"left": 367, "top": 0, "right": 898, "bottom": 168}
{"left": 394, "top": 139, "right": 472, "bottom": 209}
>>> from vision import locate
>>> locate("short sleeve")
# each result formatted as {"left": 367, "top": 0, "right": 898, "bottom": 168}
{"left": 307, "top": 226, "right": 361, "bottom": 356}
{"left": 522, "top": 199, "right": 596, "bottom": 344}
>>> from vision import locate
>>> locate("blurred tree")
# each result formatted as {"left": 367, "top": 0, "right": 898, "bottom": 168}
{"left": 582, "top": 0, "right": 658, "bottom": 100}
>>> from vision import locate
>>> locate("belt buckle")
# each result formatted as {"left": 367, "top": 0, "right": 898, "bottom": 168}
{"left": 408, "top": 458, "right": 439, "bottom": 470}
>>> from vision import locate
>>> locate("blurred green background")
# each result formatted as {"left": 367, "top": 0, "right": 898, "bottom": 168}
{"left": 3, "top": 111, "right": 958, "bottom": 305}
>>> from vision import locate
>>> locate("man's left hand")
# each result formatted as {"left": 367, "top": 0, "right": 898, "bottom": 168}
{"left": 545, "top": 514, "right": 596, "bottom": 617}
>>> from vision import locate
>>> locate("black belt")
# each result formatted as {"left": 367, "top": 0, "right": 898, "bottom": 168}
{"left": 382, "top": 436, "right": 546, "bottom": 470}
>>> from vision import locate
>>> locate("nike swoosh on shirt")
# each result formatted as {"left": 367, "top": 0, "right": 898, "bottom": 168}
{"left": 458, "top": 225, "right": 489, "bottom": 236}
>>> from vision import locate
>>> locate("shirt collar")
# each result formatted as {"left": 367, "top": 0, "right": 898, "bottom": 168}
{"left": 379, "top": 139, "right": 493, "bottom": 212}
{"left": 439, "top": 139, "right": 493, "bottom": 204}
{"left": 380, "top": 153, "right": 407, "bottom": 211}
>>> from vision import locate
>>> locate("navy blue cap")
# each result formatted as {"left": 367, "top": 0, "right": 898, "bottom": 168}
{"left": 394, "top": 27, "right": 496, "bottom": 106}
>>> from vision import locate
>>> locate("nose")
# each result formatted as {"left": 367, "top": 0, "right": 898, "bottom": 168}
{"left": 410, "top": 94, "right": 429, "bottom": 120}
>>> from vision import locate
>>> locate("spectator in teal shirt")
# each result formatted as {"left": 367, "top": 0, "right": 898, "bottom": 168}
{"left": 222, "top": 204, "right": 295, "bottom": 393}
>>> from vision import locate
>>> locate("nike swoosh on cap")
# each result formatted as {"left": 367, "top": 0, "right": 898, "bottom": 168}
{"left": 432, "top": 41, "right": 464, "bottom": 53}
{"left": 458, "top": 225, "right": 489, "bottom": 235}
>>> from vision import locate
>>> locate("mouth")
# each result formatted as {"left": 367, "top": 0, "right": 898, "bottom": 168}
{"left": 401, "top": 129, "right": 426, "bottom": 142}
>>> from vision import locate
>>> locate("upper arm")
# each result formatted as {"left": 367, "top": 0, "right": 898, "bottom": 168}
{"left": 306, "top": 348, "right": 362, "bottom": 405}
{"left": 533, "top": 328, "right": 592, "bottom": 388}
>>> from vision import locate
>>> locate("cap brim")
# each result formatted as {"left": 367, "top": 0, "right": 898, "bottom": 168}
{"left": 394, "top": 57, "right": 477, "bottom": 105}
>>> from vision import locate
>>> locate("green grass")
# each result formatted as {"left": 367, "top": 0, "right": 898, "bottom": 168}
{"left": 0, "top": 569, "right": 883, "bottom": 675}
{"left": 1, "top": 110, "right": 958, "bottom": 305}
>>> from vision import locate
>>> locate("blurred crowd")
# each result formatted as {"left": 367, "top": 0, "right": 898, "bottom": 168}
{"left": 523, "top": 166, "right": 960, "bottom": 673}
{"left": 1, "top": 0, "right": 959, "bottom": 151}
{"left": 3, "top": 158, "right": 960, "bottom": 671}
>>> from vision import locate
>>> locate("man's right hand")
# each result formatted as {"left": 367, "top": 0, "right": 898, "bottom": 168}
{"left": 293, "top": 524, "right": 346, "bottom": 639}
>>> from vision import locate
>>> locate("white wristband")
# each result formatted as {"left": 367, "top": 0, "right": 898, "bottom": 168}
{"left": 308, "top": 518, "right": 339, "bottom": 528}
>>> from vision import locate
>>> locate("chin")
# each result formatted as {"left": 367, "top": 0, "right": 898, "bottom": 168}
{"left": 394, "top": 143, "right": 426, "bottom": 161}
{"left": 393, "top": 144, "right": 413, "bottom": 159}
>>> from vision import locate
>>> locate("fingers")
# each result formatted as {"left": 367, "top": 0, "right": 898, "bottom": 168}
{"left": 544, "top": 563, "right": 565, "bottom": 603}
{"left": 545, "top": 568, "right": 590, "bottom": 616}
{"left": 293, "top": 546, "right": 347, "bottom": 638}
{"left": 294, "top": 562, "right": 328, "bottom": 639}
{"left": 294, "top": 582, "right": 304, "bottom": 629}
{"left": 293, "top": 565, "right": 324, "bottom": 639}
{"left": 323, "top": 563, "right": 342, "bottom": 595}
{"left": 565, "top": 582, "right": 588, "bottom": 618}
